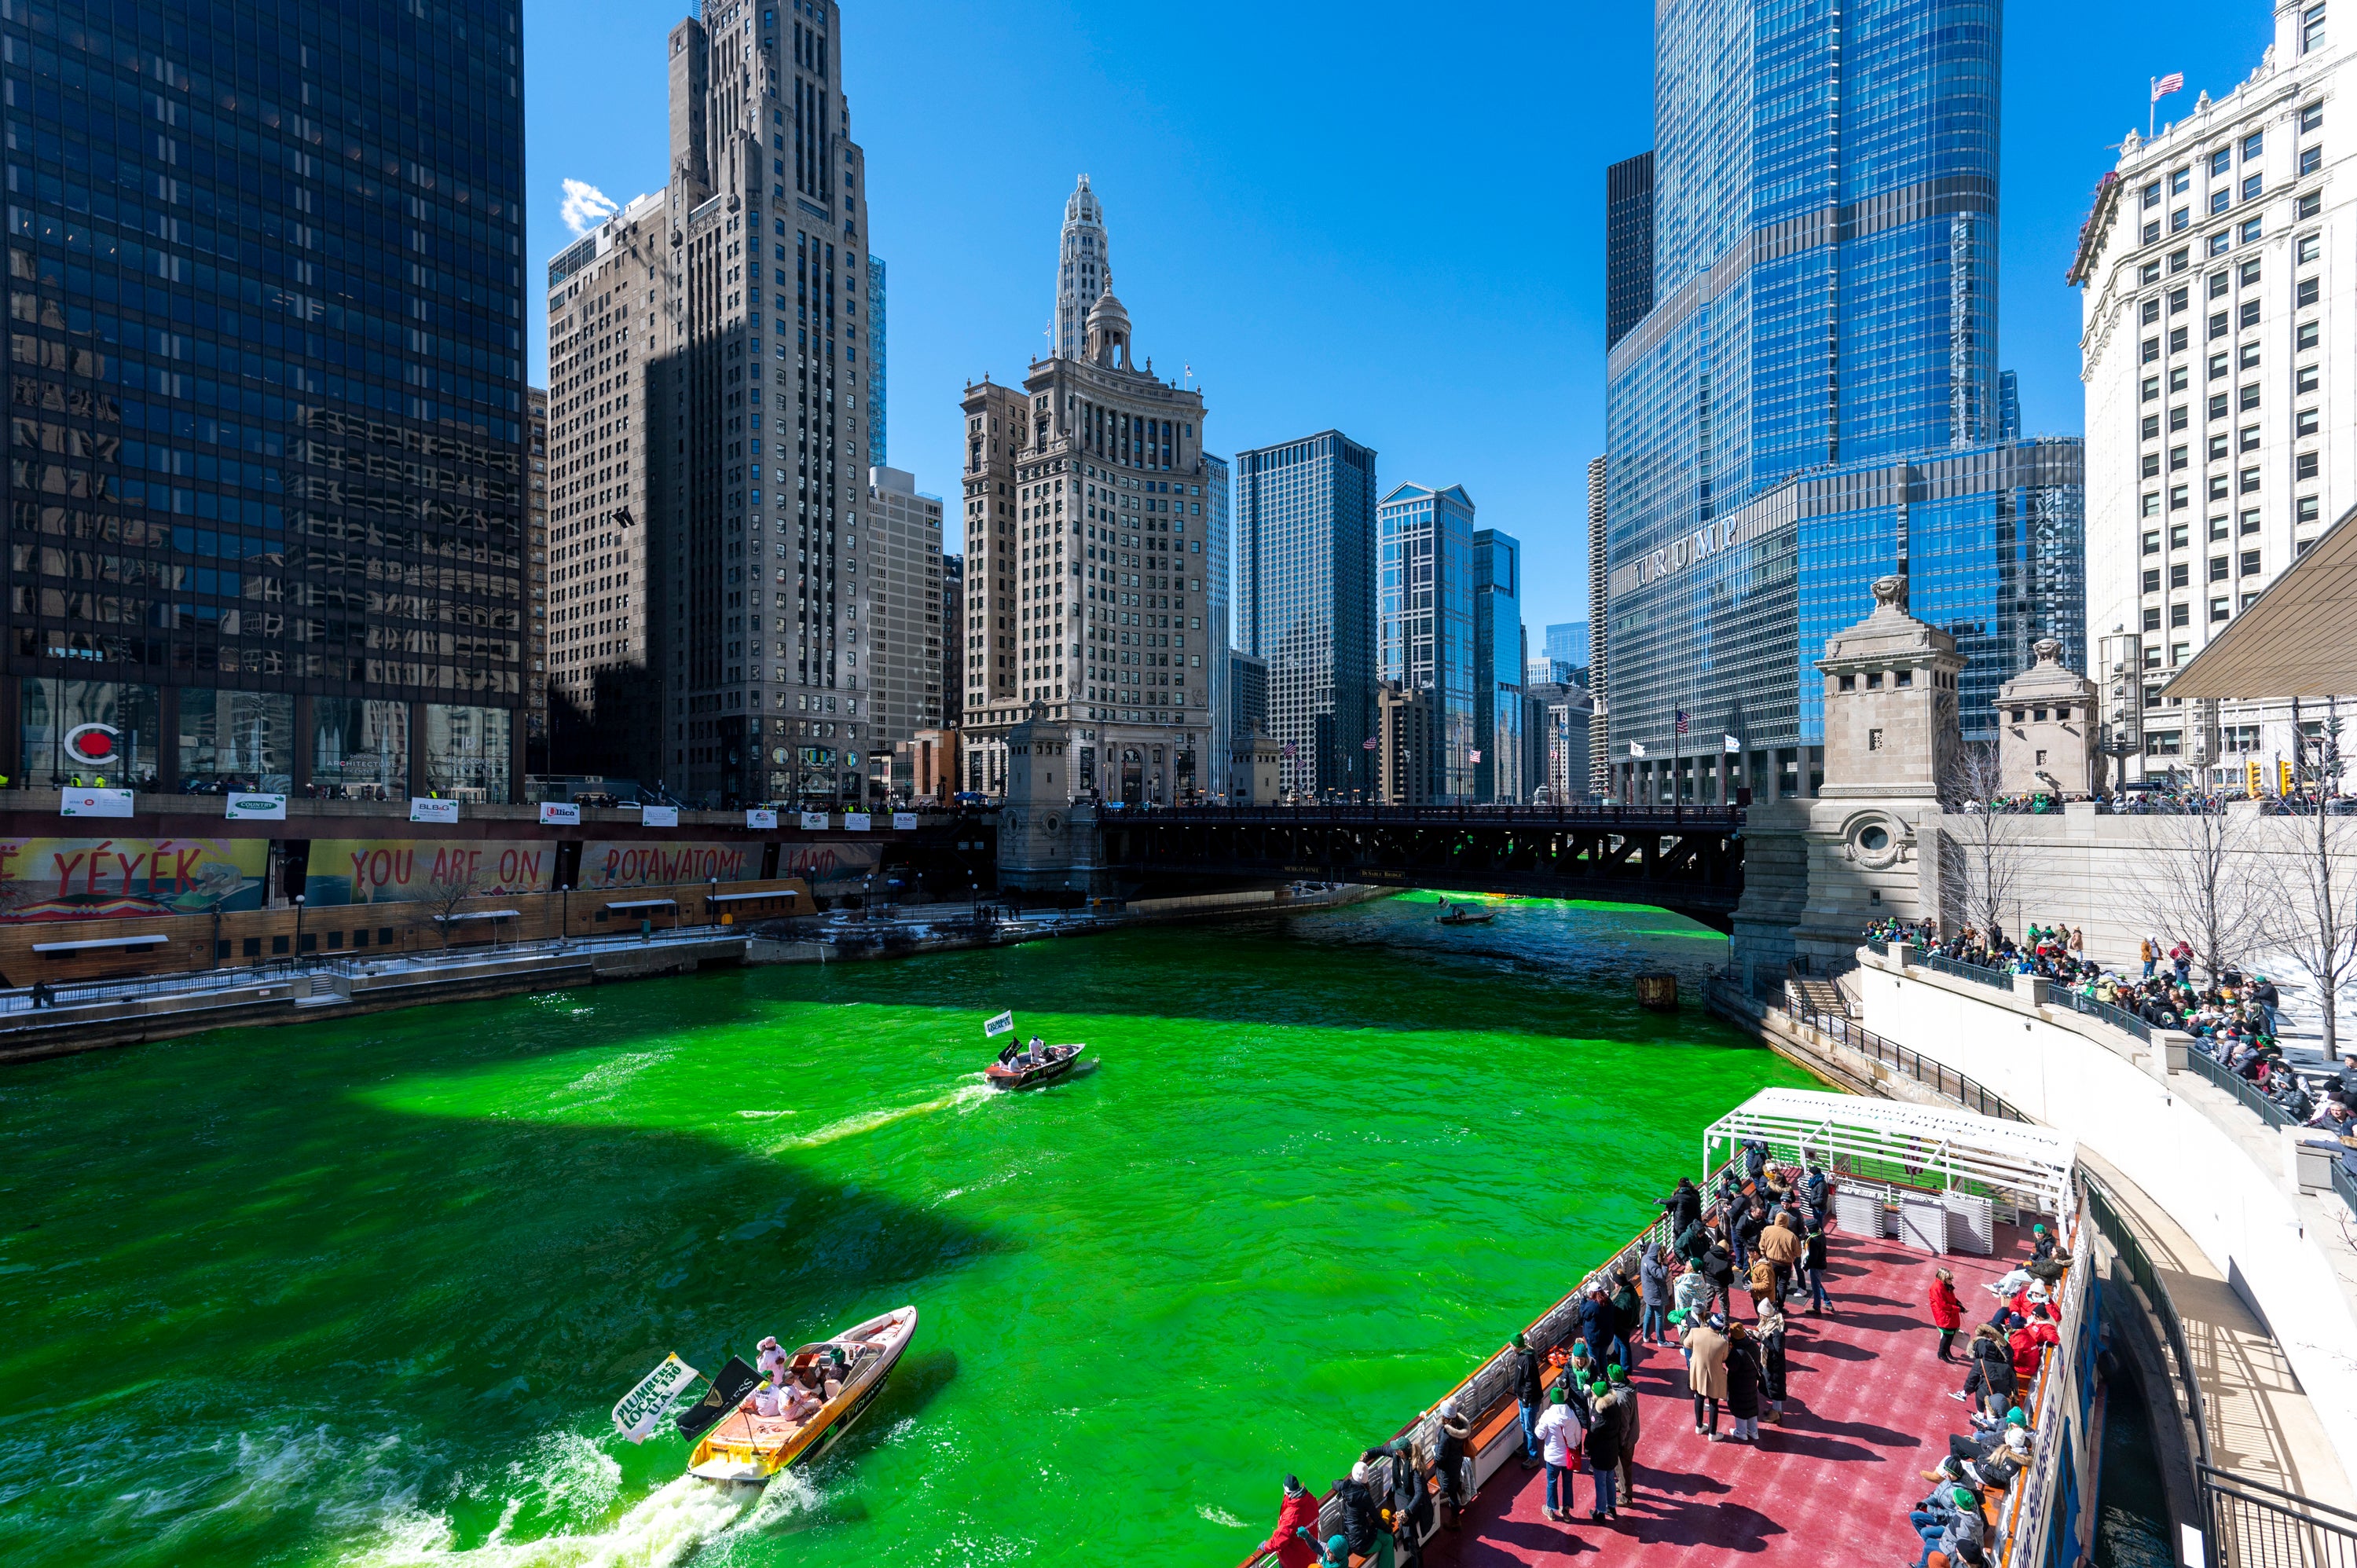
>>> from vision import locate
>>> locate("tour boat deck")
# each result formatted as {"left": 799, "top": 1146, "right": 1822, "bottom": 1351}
{"left": 1428, "top": 1222, "right": 2041, "bottom": 1566}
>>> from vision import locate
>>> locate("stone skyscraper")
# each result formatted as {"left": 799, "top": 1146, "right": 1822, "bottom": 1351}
{"left": 1054, "top": 177, "right": 1109, "bottom": 361}
{"left": 960, "top": 181, "right": 1216, "bottom": 803}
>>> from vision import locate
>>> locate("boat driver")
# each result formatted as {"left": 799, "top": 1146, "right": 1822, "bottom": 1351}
{"left": 1023, "top": 1033, "right": 1045, "bottom": 1063}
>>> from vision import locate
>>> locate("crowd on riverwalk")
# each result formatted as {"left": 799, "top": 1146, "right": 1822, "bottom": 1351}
{"left": 1252, "top": 1145, "right": 2078, "bottom": 1568}
{"left": 1864, "top": 916, "right": 2310, "bottom": 1110}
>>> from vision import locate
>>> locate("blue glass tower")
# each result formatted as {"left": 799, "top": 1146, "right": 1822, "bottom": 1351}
{"left": 1604, "top": 0, "right": 2083, "bottom": 802}
{"left": 1472, "top": 528, "right": 1523, "bottom": 802}
{"left": 1236, "top": 430, "right": 1377, "bottom": 798}
{"left": 1378, "top": 483, "right": 1475, "bottom": 802}
{"left": 3, "top": 0, "right": 528, "bottom": 799}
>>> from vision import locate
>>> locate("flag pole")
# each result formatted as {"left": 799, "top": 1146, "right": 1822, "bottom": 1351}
{"left": 2150, "top": 76, "right": 2155, "bottom": 139}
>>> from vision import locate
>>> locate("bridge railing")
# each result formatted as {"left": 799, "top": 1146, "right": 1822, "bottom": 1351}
{"left": 1138, "top": 803, "right": 1744, "bottom": 828}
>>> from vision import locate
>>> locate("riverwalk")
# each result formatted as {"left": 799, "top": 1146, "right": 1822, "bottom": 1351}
{"left": 1431, "top": 1224, "right": 2034, "bottom": 1566}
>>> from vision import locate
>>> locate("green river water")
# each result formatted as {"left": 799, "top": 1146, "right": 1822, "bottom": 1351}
{"left": 0, "top": 892, "right": 1815, "bottom": 1568}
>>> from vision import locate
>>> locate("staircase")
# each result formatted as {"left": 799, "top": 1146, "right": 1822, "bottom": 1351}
{"left": 1786, "top": 963, "right": 1855, "bottom": 1020}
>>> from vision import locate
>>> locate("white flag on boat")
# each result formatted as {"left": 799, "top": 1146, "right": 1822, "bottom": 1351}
{"left": 612, "top": 1353, "right": 702, "bottom": 1443}
{"left": 983, "top": 1010, "right": 1016, "bottom": 1038}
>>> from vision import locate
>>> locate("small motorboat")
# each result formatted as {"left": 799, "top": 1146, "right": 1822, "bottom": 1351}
{"left": 1436, "top": 900, "right": 1495, "bottom": 926}
{"left": 684, "top": 1306, "right": 918, "bottom": 1486}
{"left": 986, "top": 1042, "right": 1084, "bottom": 1090}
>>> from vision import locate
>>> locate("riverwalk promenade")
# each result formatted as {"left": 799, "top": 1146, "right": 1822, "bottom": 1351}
{"left": 1432, "top": 1225, "right": 2033, "bottom": 1566}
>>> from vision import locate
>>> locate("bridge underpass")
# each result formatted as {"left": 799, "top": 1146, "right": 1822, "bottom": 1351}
{"left": 1094, "top": 805, "right": 1746, "bottom": 930}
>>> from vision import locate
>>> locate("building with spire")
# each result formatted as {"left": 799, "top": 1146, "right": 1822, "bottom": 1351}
{"left": 1055, "top": 176, "right": 1109, "bottom": 361}
{"left": 960, "top": 185, "right": 1219, "bottom": 804}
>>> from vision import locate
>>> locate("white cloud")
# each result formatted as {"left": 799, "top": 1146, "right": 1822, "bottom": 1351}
{"left": 559, "top": 178, "right": 621, "bottom": 237}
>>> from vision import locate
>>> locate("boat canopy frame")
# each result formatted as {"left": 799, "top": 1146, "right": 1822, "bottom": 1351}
{"left": 1705, "top": 1087, "right": 2076, "bottom": 1221}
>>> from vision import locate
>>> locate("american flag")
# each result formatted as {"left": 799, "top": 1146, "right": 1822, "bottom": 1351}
{"left": 2152, "top": 71, "right": 2185, "bottom": 101}
{"left": 1674, "top": 709, "right": 1691, "bottom": 735}
{"left": 1362, "top": 736, "right": 1379, "bottom": 750}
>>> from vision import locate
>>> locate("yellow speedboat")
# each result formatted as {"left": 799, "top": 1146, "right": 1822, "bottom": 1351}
{"left": 686, "top": 1306, "right": 918, "bottom": 1486}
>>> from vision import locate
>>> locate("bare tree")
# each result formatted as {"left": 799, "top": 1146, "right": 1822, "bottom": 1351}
{"left": 2135, "top": 801, "right": 2270, "bottom": 985}
{"left": 2267, "top": 803, "right": 2357, "bottom": 1059}
{"left": 416, "top": 871, "right": 480, "bottom": 951}
{"left": 1941, "top": 740, "right": 2033, "bottom": 942}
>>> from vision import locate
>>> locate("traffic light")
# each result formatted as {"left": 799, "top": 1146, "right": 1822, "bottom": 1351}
{"left": 2282, "top": 760, "right": 2298, "bottom": 796}
{"left": 2247, "top": 760, "right": 2264, "bottom": 797}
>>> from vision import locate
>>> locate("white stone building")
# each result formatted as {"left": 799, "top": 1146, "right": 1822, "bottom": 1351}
{"left": 2074, "top": 0, "right": 2353, "bottom": 784}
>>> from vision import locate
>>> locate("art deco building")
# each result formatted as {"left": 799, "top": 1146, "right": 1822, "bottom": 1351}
{"left": 940, "top": 551, "right": 965, "bottom": 729}
{"left": 960, "top": 181, "right": 1216, "bottom": 803}
{"left": 1054, "top": 177, "right": 1109, "bottom": 360}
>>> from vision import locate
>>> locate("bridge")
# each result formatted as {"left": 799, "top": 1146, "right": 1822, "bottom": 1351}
{"left": 1088, "top": 804, "right": 1747, "bottom": 929}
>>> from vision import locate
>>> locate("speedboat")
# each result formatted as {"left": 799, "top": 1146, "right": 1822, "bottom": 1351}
{"left": 1436, "top": 900, "right": 1495, "bottom": 926}
{"left": 685, "top": 1306, "right": 918, "bottom": 1486}
{"left": 985, "top": 1042, "right": 1084, "bottom": 1090}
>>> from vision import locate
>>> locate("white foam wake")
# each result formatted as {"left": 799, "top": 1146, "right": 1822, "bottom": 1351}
{"left": 351, "top": 1469, "right": 822, "bottom": 1568}
{"left": 776, "top": 1081, "right": 994, "bottom": 1150}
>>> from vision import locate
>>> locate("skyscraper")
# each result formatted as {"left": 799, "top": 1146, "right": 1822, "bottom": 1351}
{"left": 1473, "top": 528, "right": 1525, "bottom": 802}
{"left": 527, "top": 390, "right": 551, "bottom": 765}
{"left": 6, "top": 0, "right": 527, "bottom": 798}
{"left": 1236, "top": 431, "right": 1380, "bottom": 799}
{"left": 960, "top": 181, "right": 1216, "bottom": 804}
{"left": 1604, "top": 0, "right": 2085, "bottom": 807}
{"left": 863, "top": 467, "right": 944, "bottom": 768}
{"left": 1054, "top": 177, "right": 1109, "bottom": 361}
{"left": 1587, "top": 454, "right": 1611, "bottom": 794}
{"left": 649, "top": 0, "right": 878, "bottom": 805}
{"left": 1201, "top": 452, "right": 1233, "bottom": 793}
{"left": 1605, "top": 152, "right": 1656, "bottom": 350}
{"left": 1544, "top": 621, "right": 1589, "bottom": 669}
{"left": 1378, "top": 483, "right": 1477, "bottom": 802}
{"left": 868, "top": 255, "right": 888, "bottom": 468}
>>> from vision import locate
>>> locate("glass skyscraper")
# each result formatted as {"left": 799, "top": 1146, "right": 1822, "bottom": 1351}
{"left": 1472, "top": 526, "right": 1523, "bottom": 802}
{"left": 1236, "top": 430, "right": 1376, "bottom": 799}
{"left": 1604, "top": 0, "right": 2084, "bottom": 802}
{"left": 1377, "top": 482, "right": 1475, "bottom": 802}
{"left": 5, "top": 0, "right": 528, "bottom": 798}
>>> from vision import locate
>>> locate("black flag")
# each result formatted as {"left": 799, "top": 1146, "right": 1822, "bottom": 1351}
{"left": 676, "top": 1355, "right": 761, "bottom": 1442}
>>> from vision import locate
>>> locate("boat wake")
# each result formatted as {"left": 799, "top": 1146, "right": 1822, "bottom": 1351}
{"left": 351, "top": 1469, "right": 821, "bottom": 1568}
{"left": 776, "top": 1081, "right": 994, "bottom": 1150}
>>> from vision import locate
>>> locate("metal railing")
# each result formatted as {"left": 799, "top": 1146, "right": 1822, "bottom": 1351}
{"left": 2183, "top": 1046, "right": 2300, "bottom": 1129}
{"left": 1864, "top": 936, "right": 1889, "bottom": 956}
{"left": 2051, "top": 984, "right": 2155, "bottom": 1042}
{"left": 2332, "top": 1157, "right": 2357, "bottom": 1228}
{"left": 1782, "top": 1003, "right": 2029, "bottom": 1123}
{"left": 2086, "top": 1178, "right": 2209, "bottom": 1467}
{"left": 1916, "top": 951, "right": 2018, "bottom": 991}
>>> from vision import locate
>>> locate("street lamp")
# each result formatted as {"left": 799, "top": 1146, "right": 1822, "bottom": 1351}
{"left": 291, "top": 894, "right": 306, "bottom": 971}
{"left": 559, "top": 881, "right": 570, "bottom": 950}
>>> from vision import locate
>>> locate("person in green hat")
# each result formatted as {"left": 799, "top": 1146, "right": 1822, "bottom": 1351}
{"left": 1533, "top": 1383, "right": 1584, "bottom": 1522}
{"left": 1605, "top": 1364, "right": 1640, "bottom": 1503}
{"left": 1585, "top": 1378, "right": 1625, "bottom": 1521}
{"left": 1509, "top": 1330, "right": 1545, "bottom": 1471}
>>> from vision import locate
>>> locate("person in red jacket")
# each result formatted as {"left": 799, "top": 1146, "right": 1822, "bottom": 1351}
{"left": 2007, "top": 1310, "right": 2058, "bottom": 1387}
{"left": 1928, "top": 1267, "right": 1964, "bottom": 1363}
{"left": 1262, "top": 1475, "right": 1323, "bottom": 1568}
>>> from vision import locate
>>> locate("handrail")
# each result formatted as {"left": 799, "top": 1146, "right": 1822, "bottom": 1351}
{"left": 1915, "top": 951, "right": 2018, "bottom": 991}
{"left": 2084, "top": 1176, "right": 2209, "bottom": 1469}
{"left": 2183, "top": 1046, "right": 2298, "bottom": 1129}
{"left": 2051, "top": 985, "right": 2154, "bottom": 1042}
{"left": 1781, "top": 1002, "right": 2030, "bottom": 1123}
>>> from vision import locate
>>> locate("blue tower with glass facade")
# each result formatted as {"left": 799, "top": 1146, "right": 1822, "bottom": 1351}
{"left": 1604, "top": 0, "right": 2084, "bottom": 804}
{"left": 1472, "top": 528, "right": 1523, "bottom": 802}
{"left": 1378, "top": 483, "right": 1476, "bottom": 803}
{"left": 3, "top": 0, "right": 528, "bottom": 799}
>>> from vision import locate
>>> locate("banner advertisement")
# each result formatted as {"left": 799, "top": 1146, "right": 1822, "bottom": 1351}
{"left": 611, "top": 1354, "right": 702, "bottom": 1444}
{"left": 577, "top": 841, "right": 759, "bottom": 892}
{"left": 799, "top": 811, "right": 829, "bottom": 830}
{"left": 409, "top": 797, "right": 460, "bottom": 824}
{"left": 778, "top": 839, "right": 881, "bottom": 896}
{"left": 892, "top": 812, "right": 918, "bottom": 830}
{"left": 303, "top": 840, "right": 557, "bottom": 906}
{"left": 746, "top": 808, "right": 779, "bottom": 829}
{"left": 844, "top": 812, "right": 872, "bottom": 832}
{"left": 640, "top": 804, "right": 680, "bottom": 828}
{"left": 59, "top": 788, "right": 135, "bottom": 819}
{"left": 675, "top": 1357, "right": 760, "bottom": 1442}
{"left": 538, "top": 802, "right": 582, "bottom": 826}
{"left": 224, "top": 793, "right": 288, "bottom": 821}
{"left": 0, "top": 836, "right": 269, "bottom": 921}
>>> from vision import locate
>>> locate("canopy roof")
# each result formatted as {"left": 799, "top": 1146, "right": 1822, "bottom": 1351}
{"left": 1706, "top": 1087, "right": 2077, "bottom": 1219}
{"left": 2168, "top": 502, "right": 2357, "bottom": 699}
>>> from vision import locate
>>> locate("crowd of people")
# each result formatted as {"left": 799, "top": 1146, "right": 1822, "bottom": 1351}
{"left": 1863, "top": 916, "right": 2305, "bottom": 1109}
{"left": 1254, "top": 1145, "right": 1842, "bottom": 1565}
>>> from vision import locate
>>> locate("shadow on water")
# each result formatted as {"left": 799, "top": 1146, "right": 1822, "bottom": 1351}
{"left": 0, "top": 1017, "right": 1010, "bottom": 1567}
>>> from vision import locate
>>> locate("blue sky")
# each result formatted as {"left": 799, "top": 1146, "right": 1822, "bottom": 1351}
{"left": 522, "top": 0, "right": 2282, "bottom": 636}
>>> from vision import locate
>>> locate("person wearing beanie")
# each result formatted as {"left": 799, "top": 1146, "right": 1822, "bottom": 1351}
{"left": 1332, "top": 1462, "right": 1380, "bottom": 1563}
{"left": 1584, "top": 1378, "right": 1625, "bottom": 1522}
{"left": 1683, "top": 1309, "right": 1732, "bottom": 1438}
{"left": 1382, "top": 1438, "right": 1433, "bottom": 1568}
{"left": 1533, "top": 1383, "right": 1585, "bottom": 1522}
{"left": 1510, "top": 1330, "right": 1545, "bottom": 1471}
{"left": 1754, "top": 1302, "right": 1789, "bottom": 1423}
{"left": 1433, "top": 1398, "right": 1475, "bottom": 1527}
{"left": 1262, "top": 1475, "right": 1322, "bottom": 1568}
{"left": 1723, "top": 1320, "right": 1765, "bottom": 1441}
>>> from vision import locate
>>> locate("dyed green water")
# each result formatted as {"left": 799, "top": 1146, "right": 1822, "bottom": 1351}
{"left": 0, "top": 892, "right": 1813, "bottom": 1567}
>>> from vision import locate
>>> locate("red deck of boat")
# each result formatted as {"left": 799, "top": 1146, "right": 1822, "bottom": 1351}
{"left": 1424, "top": 1222, "right": 2039, "bottom": 1567}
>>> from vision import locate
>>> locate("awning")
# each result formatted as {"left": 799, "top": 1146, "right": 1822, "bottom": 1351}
{"left": 708, "top": 889, "right": 798, "bottom": 903}
{"left": 30, "top": 932, "right": 170, "bottom": 953}
{"left": 603, "top": 898, "right": 680, "bottom": 910}
{"left": 432, "top": 909, "right": 522, "bottom": 922}
{"left": 2167, "top": 501, "right": 2357, "bottom": 698}
{"left": 1706, "top": 1086, "right": 2077, "bottom": 1221}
